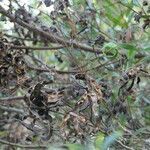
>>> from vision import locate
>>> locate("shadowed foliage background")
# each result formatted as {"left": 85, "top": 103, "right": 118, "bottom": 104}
{"left": 0, "top": 0, "right": 150, "bottom": 149}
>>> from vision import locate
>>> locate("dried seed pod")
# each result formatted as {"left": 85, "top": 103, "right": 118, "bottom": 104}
{"left": 3, "top": 53, "right": 12, "bottom": 64}
{"left": 43, "top": 0, "right": 53, "bottom": 7}
{"left": 94, "top": 35, "right": 106, "bottom": 46}
{"left": 75, "top": 73, "right": 86, "bottom": 80}
{"left": 143, "top": 0, "right": 148, "bottom": 6}
{"left": 134, "top": 12, "right": 142, "bottom": 23}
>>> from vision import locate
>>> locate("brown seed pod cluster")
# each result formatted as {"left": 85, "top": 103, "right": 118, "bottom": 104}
{"left": 118, "top": 66, "right": 149, "bottom": 96}
{"left": 0, "top": 38, "right": 26, "bottom": 89}
{"left": 134, "top": 0, "right": 150, "bottom": 30}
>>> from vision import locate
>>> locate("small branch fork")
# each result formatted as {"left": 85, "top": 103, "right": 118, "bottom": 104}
{"left": 0, "top": 5, "right": 146, "bottom": 58}
{"left": 0, "top": 5, "right": 102, "bottom": 54}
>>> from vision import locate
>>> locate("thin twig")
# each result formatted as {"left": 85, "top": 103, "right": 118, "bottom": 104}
{"left": 0, "top": 105, "right": 24, "bottom": 114}
{"left": 0, "top": 5, "right": 103, "bottom": 54}
{"left": 117, "top": 140, "right": 135, "bottom": 150}
{"left": 10, "top": 45, "right": 65, "bottom": 50}
{"left": 0, "top": 139, "right": 47, "bottom": 149}
{"left": 27, "top": 65, "right": 79, "bottom": 74}
{"left": 4, "top": 33, "right": 36, "bottom": 41}
{"left": 0, "top": 96, "right": 24, "bottom": 101}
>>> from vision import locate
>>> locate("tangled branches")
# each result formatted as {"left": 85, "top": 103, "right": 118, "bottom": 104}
{"left": 0, "top": 0, "right": 150, "bottom": 149}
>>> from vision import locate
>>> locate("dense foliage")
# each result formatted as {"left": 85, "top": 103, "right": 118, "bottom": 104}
{"left": 0, "top": 0, "right": 150, "bottom": 149}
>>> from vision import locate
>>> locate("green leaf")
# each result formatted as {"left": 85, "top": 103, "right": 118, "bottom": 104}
{"left": 103, "top": 0, "right": 128, "bottom": 27}
{"left": 66, "top": 143, "right": 85, "bottom": 150}
{"left": 119, "top": 43, "right": 137, "bottom": 51}
{"left": 48, "top": 144, "right": 85, "bottom": 150}
{"left": 102, "top": 131, "right": 123, "bottom": 150}
{"left": 103, "top": 42, "right": 118, "bottom": 59}
{"left": 94, "top": 131, "right": 123, "bottom": 150}
{"left": 119, "top": 43, "right": 137, "bottom": 66}
{"left": 104, "top": 42, "right": 117, "bottom": 49}
{"left": 94, "top": 132, "right": 105, "bottom": 150}
{"left": 143, "top": 47, "right": 150, "bottom": 51}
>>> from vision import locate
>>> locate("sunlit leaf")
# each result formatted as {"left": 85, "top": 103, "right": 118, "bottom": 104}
{"left": 66, "top": 143, "right": 85, "bottom": 150}
{"left": 94, "top": 132, "right": 105, "bottom": 150}
{"left": 102, "top": 131, "right": 123, "bottom": 150}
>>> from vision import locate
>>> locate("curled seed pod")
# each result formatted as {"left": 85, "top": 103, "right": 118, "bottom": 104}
{"left": 143, "top": 0, "right": 148, "bottom": 6}
{"left": 142, "top": 19, "right": 150, "bottom": 30}
{"left": 3, "top": 54, "right": 13, "bottom": 64}
{"left": 75, "top": 73, "right": 86, "bottom": 80}
{"left": 55, "top": 53, "right": 63, "bottom": 63}
{"left": 94, "top": 35, "right": 106, "bottom": 46}
{"left": 44, "top": 0, "right": 53, "bottom": 7}
{"left": 134, "top": 12, "right": 142, "bottom": 23}
{"left": 0, "top": 41, "right": 6, "bottom": 51}
{"left": 122, "top": 72, "right": 129, "bottom": 81}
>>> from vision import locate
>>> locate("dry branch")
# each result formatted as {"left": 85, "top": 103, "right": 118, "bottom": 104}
{"left": 0, "top": 5, "right": 102, "bottom": 54}
{"left": 0, "top": 139, "right": 47, "bottom": 149}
